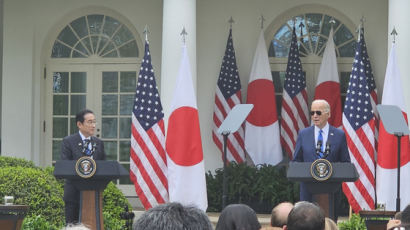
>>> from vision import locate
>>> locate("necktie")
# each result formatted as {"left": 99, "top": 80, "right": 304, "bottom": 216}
{"left": 83, "top": 139, "right": 91, "bottom": 156}
{"left": 318, "top": 129, "right": 324, "bottom": 158}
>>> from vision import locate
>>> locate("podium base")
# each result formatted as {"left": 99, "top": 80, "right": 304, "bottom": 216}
{"left": 80, "top": 190, "right": 104, "bottom": 230}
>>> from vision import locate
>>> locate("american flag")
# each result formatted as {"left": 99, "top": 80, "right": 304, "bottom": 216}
{"left": 360, "top": 27, "right": 379, "bottom": 142}
{"left": 342, "top": 28, "right": 376, "bottom": 212}
{"left": 213, "top": 28, "right": 245, "bottom": 163}
{"left": 130, "top": 40, "right": 168, "bottom": 210}
{"left": 280, "top": 27, "right": 309, "bottom": 159}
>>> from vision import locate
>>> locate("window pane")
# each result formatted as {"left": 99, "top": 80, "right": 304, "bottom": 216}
{"left": 72, "top": 51, "right": 87, "bottom": 58}
{"left": 274, "top": 25, "right": 292, "bottom": 47}
{"left": 104, "top": 141, "right": 118, "bottom": 160}
{"left": 102, "top": 95, "right": 118, "bottom": 115}
{"left": 119, "top": 141, "right": 130, "bottom": 161}
{"left": 119, "top": 163, "right": 131, "bottom": 184}
{"left": 53, "top": 72, "right": 69, "bottom": 93}
{"left": 51, "top": 41, "right": 71, "bottom": 58}
{"left": 112, "top": 26, "right": 133, "bottom": 46}
{"left": 70, "top": 117, "right": 78, "bottom": 134}
{"left": 334, "top": 24, "right": 354, "bottom": 46}
{"left": 120, "top": 72, "right": 136, "bottom": 92}
{"left": 103, "top": 50, "right": 118, "bottom": 58}
{"left": 53, "top": 140, "right": 62, "bottom": 161}
{"left": 70, "top": 95, "right": 86, "bottom": 115}
{"left": 102, "top": 72, "right": 118, "bottom": 93}
{"left": 70, "top": 16, "right": 88, "bottom": 38}
{"left": 120, "top": 95, "right": 134, "bottom": 115}
{"left": 119, "top": 40, "right": 138, "bottom": 57}
{"left": 91, "top": 36, "right": 99, "bottom": 52}
{"left": 269, "top": 40, "right": 289, "bottom": 58}
{"left": 57, "top": 26, "right": 78, "bottom": 47}
{"left": 321, "top": 15, "right": 341, "bottom": 37}
{"left": 73, "top": 42, "right": 89, "bottom": 57}
{"left": 103, "top": 16, "right": 121, "bottom": 38}
{"left": 339, "top": 40, "right": 356, "bottom": 57}
{"left": 100, "top": 42, "right": 116, "bottom": 57}
{"left": 119, "top": 117, "right": 131, "bottom": 138}
{"left": 102, "top": 118, "right": 118, "bottom": 138}
{"left": 53, "top": 118, "right": 68, "bottom": 138}
{"left": 306, "top": 13, "right": 323, "bottom": 34}
{"left": 53, "top": 95, "right": 68, "bottom": 115}
{"left": 71, "top": 72, "right": 87, "bottom": 93}
{"left": 87, "top": 14, "right": 104, "bottom": 35}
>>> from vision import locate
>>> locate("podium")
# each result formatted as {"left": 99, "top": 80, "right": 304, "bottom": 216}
{"left": 54, "top": 160, "right": 129, "bottom": 230}
{"left": 287, "top": 162, "right": 358, "bottom": 220}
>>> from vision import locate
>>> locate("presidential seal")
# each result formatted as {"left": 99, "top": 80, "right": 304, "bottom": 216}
{"left": 75, "top": 156, "right": 97, "bottom": 178}
{"left": 310, "top": 159, "right": 333, "bottom": 181}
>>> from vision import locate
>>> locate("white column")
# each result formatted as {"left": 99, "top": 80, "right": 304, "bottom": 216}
{"left": 388, "top": 0, "right": 410, "bottom": 114}
{"left": 160, "top": 0, "right": 196, "bottom": 121}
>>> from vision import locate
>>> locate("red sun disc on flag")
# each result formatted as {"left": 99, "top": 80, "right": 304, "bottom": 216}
{"left": 246, "top": 79, "right": 277, "bottom": 126}
{"left": 166, "top": 106, "right": 203, "bottom": 166}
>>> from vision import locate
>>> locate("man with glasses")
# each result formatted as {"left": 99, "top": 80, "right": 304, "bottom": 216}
{"left": 60, "top": 109, "right": 106, "bottom": 225}
{"left": 292, "top": 99, "right": 350, "bottom": 202}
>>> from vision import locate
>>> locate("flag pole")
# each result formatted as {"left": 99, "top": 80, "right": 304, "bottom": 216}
{"left": 222, "top": 131, "right": 229, "bottom": 209}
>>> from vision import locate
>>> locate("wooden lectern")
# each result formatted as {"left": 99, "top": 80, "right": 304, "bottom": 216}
{"left": 287, "top": 162, "right": 359, "bottom": 220}
{"left": 54, "top": 160, "right": 128, "bottom": 230}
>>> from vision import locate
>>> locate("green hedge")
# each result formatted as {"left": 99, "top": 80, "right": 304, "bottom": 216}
{"left": 0, "top": 156, "right": 131, "bottom": 229}
{"left": 206, "top": 163, "right": 299, "bottom": 213}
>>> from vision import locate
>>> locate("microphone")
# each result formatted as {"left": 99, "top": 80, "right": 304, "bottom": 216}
{"left": 324, "top": 141, "right": 331, "bottom": 159}
{"left": 316, "top": 140, "right": 323, "bottom": 157}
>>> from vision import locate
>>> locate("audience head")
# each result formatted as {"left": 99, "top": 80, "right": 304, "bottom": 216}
{"left": 270, "top": 202, "right": 294, "bottom": 228}
{"left": 285, "top": 201, "right": 325, "bottom": 230}
{"left": 324, "top": 217, "right": 338, "bottom": 230}
{"left": 400, "top": 204, "right": 410, "bottom": 228}
{"left": 215, "top": 204, "right": 261, "bottom": 230}
{"left": 133, "top": 202, "right": 212, "bottom": 230}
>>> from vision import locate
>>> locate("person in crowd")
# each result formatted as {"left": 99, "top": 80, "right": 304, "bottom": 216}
{"left": 133, "top": 202, "right": 213, "bottom": 230}
{"left": 284, "top": 201, "right": 325, "bottom": 230}
{"left": 60, "top": 109, "right": 106, "bottom": 224}
{"left": 62, "top": 223, "right": 90, "bottom": 230}
{"left": 215, "top": 203, "right": 261, "bottom": 230}
{"left": 269, "top": 202, "right": 294, "bottom": 229}
{"left": 324, "top": 217, "right": 338, "bottom": 230}
{"left": 388, "top": 205, "right": 410, "bottom": 230}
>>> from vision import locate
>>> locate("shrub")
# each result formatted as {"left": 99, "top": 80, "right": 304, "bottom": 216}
{"left": 0, "top": 156, "right": 132, "bottom": 229}
{"left": 0, "top": 166, "right": 65, "bottom": 228}
{"left": 206, "top": 163, "right": 299, "bottom": 213}
{"left": 338, "top": 213, "right": 366, "bottom": 230}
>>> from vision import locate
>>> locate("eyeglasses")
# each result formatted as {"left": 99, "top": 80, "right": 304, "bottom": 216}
{"left": 310, "top": 111, "right": 323, "bottom": 116}
{"left": 84, "top": 120, "right": 97, "bottom": 125}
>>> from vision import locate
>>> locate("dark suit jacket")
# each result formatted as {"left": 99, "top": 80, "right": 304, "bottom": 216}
{"left": 61, "top": 133, "right": 106, "bottom": 202}
{"left": 292, "top": 125, "right": 350, "bottom": 201}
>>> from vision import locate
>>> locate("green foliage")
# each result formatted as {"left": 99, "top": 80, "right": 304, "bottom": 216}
{"left": 338, "top": 214, "right": 366, "bottom": 230}
{"left": 103, "top": 181, "right": 132, "bottom": 228}
{"left": 0, "top": 166, "right": 65, "bottom": 228}
{"left": 21, "top": 215, "right": 60, "bottom": 230}
{"left": 206, "top": 163, "right": 299, "bottom": 213}
{"left": 0, "top": 156, "right": 38, "bottom": 168}
{"left": 0, "top": 156, "right": 132, "bottom": 229}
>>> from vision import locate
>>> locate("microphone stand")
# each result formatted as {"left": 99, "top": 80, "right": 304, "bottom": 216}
{"left": 222, "top": 131, "right": 230, "bottom": 209}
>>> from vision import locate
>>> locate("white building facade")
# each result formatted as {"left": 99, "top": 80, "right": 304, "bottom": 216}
{"left": 1, "top": 0, "right": 409, "bottom": 203}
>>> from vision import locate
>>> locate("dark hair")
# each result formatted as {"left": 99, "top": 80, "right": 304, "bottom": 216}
{"left": 401, "top": 205, "right": 410, "bottom": 226}
{"left": 75, "top": 109, "right": 94, "bottom": 123}
{"left": 133, "top": 202, "right": 212, "bottom": 230}
{"left": 287, "top": 202, "right": 325, "bottom": 230}
{"left": 215, "top": 204, "right": 261, "bottom": 230}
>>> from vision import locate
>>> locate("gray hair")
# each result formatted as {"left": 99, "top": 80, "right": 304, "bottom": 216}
{"left": 133, "top": 202, "right": 213, "bottom": 230}
{"left": 312, "top": 99, "right": 330, "bottom": 112}
{"left": 62, "top": 223, "right": 90, "bottom": 230}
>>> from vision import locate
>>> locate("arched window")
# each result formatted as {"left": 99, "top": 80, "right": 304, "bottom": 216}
{"left": 266, "top": 6, "right": 356, "bottom": 115}
{"left": 51, "top": 14, "right": 138, "bottom": 58}
{"left": 47, "top": 13, "right": 141, "bottom": 193}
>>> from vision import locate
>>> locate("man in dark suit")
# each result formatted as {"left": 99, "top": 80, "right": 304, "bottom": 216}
{"left": 61, "top": 109, "right": 106, "bottom": 224}
{"left": 292, "top": 99, "right": 350, "bottom": 201}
